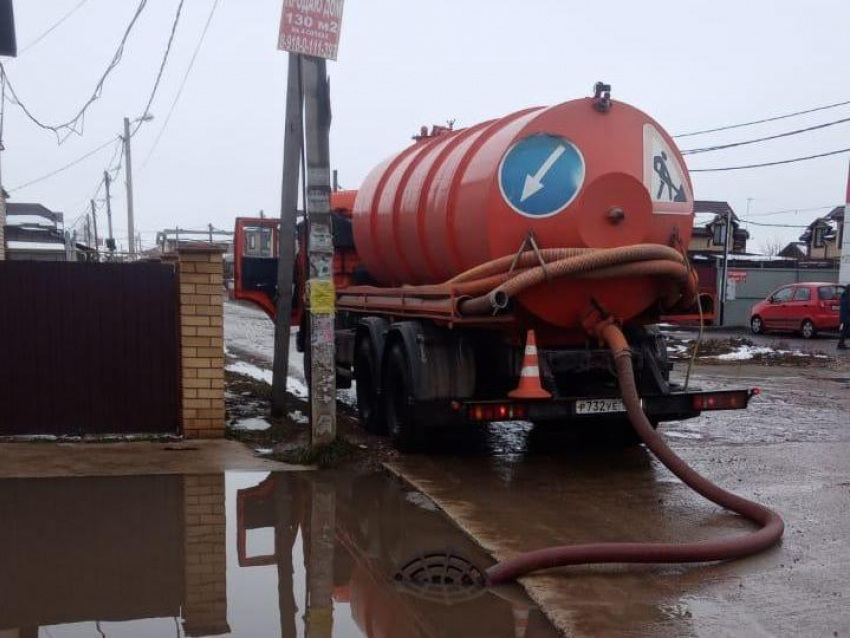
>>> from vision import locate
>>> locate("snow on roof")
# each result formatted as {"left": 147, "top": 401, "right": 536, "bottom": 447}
{"left": 5, "top": 214, "right": 57, "bottom": 228}
{"left": 6, "top": 241, "right": 67, "bottom": 252}
{"left": 706, "top": 253, "right": 795, "bottom": 262}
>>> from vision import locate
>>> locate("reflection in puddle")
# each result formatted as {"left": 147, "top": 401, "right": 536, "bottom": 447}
{"left": 0, "top": 471, "right": 558, "bottom": 637}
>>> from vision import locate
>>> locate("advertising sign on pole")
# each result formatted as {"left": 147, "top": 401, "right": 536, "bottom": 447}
{"left": 278, "top": 0, "right": 344, "bottom": 60}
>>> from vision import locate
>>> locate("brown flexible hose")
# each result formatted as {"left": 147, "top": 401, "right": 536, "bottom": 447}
{"left": 460, "top": 245, "right": 687, "bottom": 315}
{"left": 449, "top": 248, "right": 594, "bottom": 285}
{"left": 485, "top": 323, "right": 785, "bottom": 585}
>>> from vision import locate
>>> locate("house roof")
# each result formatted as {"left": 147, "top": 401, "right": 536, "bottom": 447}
{"left": 6, "top": 203, "right": 64, "bottom": 226}
{"left": 693, "top": 200, "right": 738, "bottom": 222}
{"left": 800, "top": 210, "right": 842, "bottom": 242}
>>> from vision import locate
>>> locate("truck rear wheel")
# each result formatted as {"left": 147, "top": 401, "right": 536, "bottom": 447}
{"left": 382, "top": 342, "right": 424, "bottom": 452}
{"left": 355, "top": 338, "right": 384, "bottom": 434}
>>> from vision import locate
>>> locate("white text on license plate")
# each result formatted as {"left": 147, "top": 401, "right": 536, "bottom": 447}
{"left": 575, "top": 399, "right": 626, "bottom": 415}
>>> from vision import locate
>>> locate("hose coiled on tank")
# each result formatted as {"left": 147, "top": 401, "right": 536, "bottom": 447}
{"left": 458, "top": 244, "right": 695, "bottom": 315}
{"left": 485, "top": 322, "right": 785, "bottom": 584}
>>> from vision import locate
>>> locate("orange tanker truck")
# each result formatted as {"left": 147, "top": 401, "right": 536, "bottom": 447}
{"left": 232, "top": 86, "right": 755, "bottom": 451}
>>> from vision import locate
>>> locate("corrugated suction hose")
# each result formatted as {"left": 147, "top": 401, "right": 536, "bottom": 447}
{"left": 485, "top": 322, "right": 785, "bottom": 584}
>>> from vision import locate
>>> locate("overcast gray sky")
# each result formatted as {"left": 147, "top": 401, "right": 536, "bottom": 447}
{"left": 3, "top": 0, "right": 849, "bottom": 252}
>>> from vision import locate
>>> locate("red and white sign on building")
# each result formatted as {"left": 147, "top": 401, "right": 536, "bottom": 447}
{"left": 278, "top": 0, "right": 345, "bottom": 60}
{"left": 728, "top": 270, "right": 748, "bottom": 283}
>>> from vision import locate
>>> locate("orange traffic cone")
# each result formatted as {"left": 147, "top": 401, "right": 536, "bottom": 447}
{"left": 509, "top": 329, "right": 552, "bottom": 399}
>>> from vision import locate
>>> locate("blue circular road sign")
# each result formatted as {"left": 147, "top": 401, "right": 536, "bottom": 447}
{"left": 498, "top": 134, "right": 585, "bottom": 218}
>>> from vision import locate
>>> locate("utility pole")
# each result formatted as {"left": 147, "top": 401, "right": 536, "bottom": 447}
{"left": 84, "top": 214, "right": 92, "bottom": 251}
{"left": 123, "top": 117, "right": 136, "bottom": 258}
{"left": 104, "top": 171, "right": 115, "bottom": 256}
{"left": 719, "top": 208, "right": 732, "bottom": 326}
{"left": 302, "top": 55, "right": 336, "bottom": 445}
{"left": 90, "top": 200, "right": 99, "bottom": 261}
{"left": 271, "top": 53, "right": 305, "bottom": 418}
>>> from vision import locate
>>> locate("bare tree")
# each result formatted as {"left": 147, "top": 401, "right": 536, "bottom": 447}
{"left": 759, "top": 236, "right": 785, "bottom": 257}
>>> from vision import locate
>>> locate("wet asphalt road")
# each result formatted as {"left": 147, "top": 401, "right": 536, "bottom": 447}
{"left": 225, "top": 300, "right": 850, "bottom": 637}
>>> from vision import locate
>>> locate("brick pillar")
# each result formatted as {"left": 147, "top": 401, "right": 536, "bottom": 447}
{"left": 177, "top": 248, "right": 225, "bottom": 438}
{"left": 182, "top": 474, "right": 230, "bottom": 636}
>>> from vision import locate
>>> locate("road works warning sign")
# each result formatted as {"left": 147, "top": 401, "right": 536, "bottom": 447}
{"left": 278, "top": 0, "right": 344, "bottom": 60}
{"left": 643, "top": 124, "right": 692, "bottom": 214}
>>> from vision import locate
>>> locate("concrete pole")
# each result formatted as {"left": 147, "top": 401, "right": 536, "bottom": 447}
{"left": 840, "top": 160, "right": 850, "bottom": 285}
{"left": 123, "top": 117, "right": 136, "bottom": 258}
{"left": 272, "top": 53, "right": 305, "bottom": 417}
{"left": 90, "top": 200, "right": 99, "bottom": 261}
{"left": 302, "top": 56, "right": 336, "bottom": 445}
{"left": 104, "top": 171, "right": 115, "bottom": 256}
{"left": 304, "top": 478, "right": 335, "bottom": 638}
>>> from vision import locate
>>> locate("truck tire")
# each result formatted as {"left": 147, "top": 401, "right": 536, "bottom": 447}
{"left": 382, "top": 342, "right": 424, "bottom": 452}
{"left": 354, "top": 338, "right": 384, "bottom": 434}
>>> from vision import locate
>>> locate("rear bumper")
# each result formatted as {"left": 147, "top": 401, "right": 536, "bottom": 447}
{"left": 464, "top": 388, "right": 756, "bottom": 424}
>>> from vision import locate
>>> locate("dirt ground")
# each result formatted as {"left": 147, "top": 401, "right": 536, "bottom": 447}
{"left": 222, "top": 300, "right": 850, "bottom": 637}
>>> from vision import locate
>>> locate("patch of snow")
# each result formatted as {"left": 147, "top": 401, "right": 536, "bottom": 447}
{"left": 5, "top": 214, "right": 56, "bottom": 227}
{"left": 225, "top": 359, "right": 308, "bottom": 398}
{"left": 714, "top": 345, "right": 776, "bottom": 361}
{"left": 255, "top": 448, "right": 274, "bottom": 455}
{"left": 288, "top": 410, "right": 309, "bottom": 424}
{"left": 227, "top": 360, "right": 272, "bottom": 384}
{"left": 6, "top": 240, "right": 66, "bottom": 251}
{"left": 232, "top": 417, "right": 271, "bottom": 431}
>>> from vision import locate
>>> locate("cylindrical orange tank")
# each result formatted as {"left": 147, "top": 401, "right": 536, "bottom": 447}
{"left": 352, "top": 98, "right": 694, "bottom": 328}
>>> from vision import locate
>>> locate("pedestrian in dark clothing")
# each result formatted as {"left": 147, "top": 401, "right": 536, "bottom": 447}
{"left": 839, "top": 285, "right": 850, "bottom": 350}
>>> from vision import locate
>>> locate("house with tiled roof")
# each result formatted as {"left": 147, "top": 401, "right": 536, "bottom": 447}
{"left": 799, "top": 206, "right": 845, "bottom": 262}
{"left": 688, "top": 201, "right": 750, "bottom": 256}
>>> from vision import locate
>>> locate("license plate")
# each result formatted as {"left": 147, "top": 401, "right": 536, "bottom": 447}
{"left": 575, "top": 398, "right": 626, "bottom": 415}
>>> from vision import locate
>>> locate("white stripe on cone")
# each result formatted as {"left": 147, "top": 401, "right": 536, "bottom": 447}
{"left": 520, "top": 365, "right": 540, "bottom": 376}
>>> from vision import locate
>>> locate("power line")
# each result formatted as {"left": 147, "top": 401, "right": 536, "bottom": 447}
{"left": 142, "top": 0, "right": 222, "bottom": 168}
{"left": 675, "top": 98, "right": 850, "bottom": 138}
{"left": 7, "top": 136, "right": 119, "bottom": 192}
{"left": 745, "top": 204, "right": 836, "bottom": 218}
{"left": 18, "top": 0, "right": 95, "bottom": 55}
{"left": 739, "top": 219, "right": 810, "bottom": 228}
{"left": 0, "top": 0, "right": 150, "bottom": 144}
{"left": 689, "top": 147, "right": 850, "bottom": 172}
{"left": 130, "top": 0, "right": 187, "bottom": 137}
{"left": 681, "top": 116, "right": 850, "bottom": 155}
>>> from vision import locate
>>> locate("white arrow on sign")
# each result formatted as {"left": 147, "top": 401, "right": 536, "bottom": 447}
{"left": 521, "top": 144, "right": 566, "bottom": 202}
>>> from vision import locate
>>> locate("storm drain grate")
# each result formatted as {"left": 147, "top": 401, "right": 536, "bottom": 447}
{"left": 394, "top": 552, "right": 487, "bottom": 603}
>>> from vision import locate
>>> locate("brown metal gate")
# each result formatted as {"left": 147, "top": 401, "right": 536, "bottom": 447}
{"left": 0, "top": 261, "right": 181, "bottom": 436}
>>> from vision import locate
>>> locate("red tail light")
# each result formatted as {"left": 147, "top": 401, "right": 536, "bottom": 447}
{"left": 467, "top": 402, "right": 528, "bottom": 421}
{"left": 692, "top": 391, "right": 751, "bottom": 411}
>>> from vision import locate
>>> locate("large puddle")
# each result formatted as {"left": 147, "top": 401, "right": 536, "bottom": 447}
{"left": 0, "top": 471, "right": 558, "bottom": 637}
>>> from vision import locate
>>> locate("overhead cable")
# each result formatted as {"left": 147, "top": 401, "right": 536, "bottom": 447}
{"left": 8, "top": 136, "right": 120, "bottom": 192}
{"left": 130, "top": 0, "right": 187, "bottom": 137}
{"left": 689, "top": 147, "right": 850, "bottom": 172}
{"left": 18, "top": 0, "right": 95, "bottom": 55}
{"left": 681, "top": 116, "right": 850, "bottom": 155}
{"left": 0, "top": 0, "right": 150, "bottom": 144}
{"left": 142, "top": 0, "right": 222, "bottom": 167}
{"left": 675, "top": 98, "right": 850, "bottom": 138}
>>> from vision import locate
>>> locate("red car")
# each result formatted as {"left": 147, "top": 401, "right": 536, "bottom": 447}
{"left": 750, "top": 282, "right": 846, "bottom": 338}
